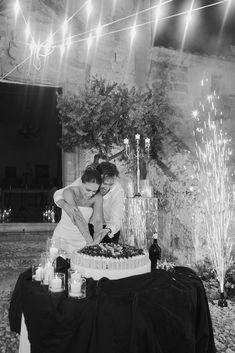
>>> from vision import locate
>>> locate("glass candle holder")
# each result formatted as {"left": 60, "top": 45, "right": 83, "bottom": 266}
{"left": 46, "top": 238, "right": 59, "bottom": 262}
{"left": 68, "top": 277, "right": 86, "bottom": 299}
{"left": 49, "top": 272, "right": 65, "bottom": 293}
{"left": 41, "top": 255, "right": 54, "bottom": 286}
{"left": 68, "top": 268, "right": 82, "bottom": 282}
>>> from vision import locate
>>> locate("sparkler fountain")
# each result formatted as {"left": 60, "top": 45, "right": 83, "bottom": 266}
{"left": 193, "top": 81, "right": 234, "bottom": 307}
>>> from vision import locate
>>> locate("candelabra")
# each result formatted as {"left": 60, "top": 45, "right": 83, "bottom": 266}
{"left": 124, "top": 134, "right": 150, "bottom": 197}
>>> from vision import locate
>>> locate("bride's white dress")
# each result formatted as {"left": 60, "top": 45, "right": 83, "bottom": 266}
{"left": 52, "top": 206, "right": 93, "bottom": 253}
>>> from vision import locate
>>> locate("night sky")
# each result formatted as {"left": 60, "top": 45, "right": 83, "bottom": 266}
{"left": 152, "top": 0, "right": 235, "bottom": 55}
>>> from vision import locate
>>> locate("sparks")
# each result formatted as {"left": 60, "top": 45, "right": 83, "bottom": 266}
{"left": 195, "top": 81, "right": 234, "bottom": 295}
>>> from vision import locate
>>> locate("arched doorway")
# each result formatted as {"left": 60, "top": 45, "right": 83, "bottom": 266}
{"left": 0, "top": 80, "right": 62, "bottom": 222}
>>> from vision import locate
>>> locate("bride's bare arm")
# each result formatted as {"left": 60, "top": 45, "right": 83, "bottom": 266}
{"left": 63, "top": 188, "right": 93, "bottom": 244}
{"left": 90, "top": 194, "right": 105, "bottom": 237}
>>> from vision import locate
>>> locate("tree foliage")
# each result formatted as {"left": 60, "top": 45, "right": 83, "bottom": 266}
{"left": 57, "top": 69, "right": 180, "bottom": 162}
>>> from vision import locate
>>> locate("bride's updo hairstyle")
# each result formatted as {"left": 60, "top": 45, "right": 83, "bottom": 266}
{"left": 81, "top": 165, "right": 102, "bottom": 186}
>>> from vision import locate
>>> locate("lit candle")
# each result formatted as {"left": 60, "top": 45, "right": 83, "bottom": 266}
{"left": 135, "top": 133, "right": 140, "bottom": 140}
{"left": 145, "top": 137, "right": 150, "bottom": 146}
{"left": 43, "top": 261, "right": 54, "bottom": 285}
{"left": 50, "top": 278, "right": 62, "bottom": 292}
{"left": 70, "top": 281, "right": 82, "bottom": 297}
{"left": 124, "top": 138, "right": 129, "bottom": 145}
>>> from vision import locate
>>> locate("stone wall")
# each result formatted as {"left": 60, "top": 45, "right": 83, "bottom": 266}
{"left": 149, "top": 47, "right": 235, "bottom": 155}
{"left": 147, "top": 47, "right": 235, "bottom": 265}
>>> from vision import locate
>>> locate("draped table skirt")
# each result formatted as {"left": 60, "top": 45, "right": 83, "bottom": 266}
{"left": 9, "top": 265, "right": 216, "bottom": 353}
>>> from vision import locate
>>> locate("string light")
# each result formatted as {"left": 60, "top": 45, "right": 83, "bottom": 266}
{"left": 153, "top": 0, "right": 163, "bottom": 36}
{"left": 14, "top": 0, "right": 20, "bottom": 18}
{"left": 1, "top": 0, "right": 232, "bottom": 78}
{"left": 0, "top": 54, "right": 33, "bottom": 82}
{"left": 130, "top": 25, "right": 136, "bottom": 43}
{"left": 86, "top": 0, "right": 93, "bottom": 19}
{"left": 180, "top": 0, "right": 195, "bottom": 59}
{"left": 95, "top": 23, "right": 103, "bottom": 39}
{"left": 64, "top": 0, "right": 229, "bottom": 49}
{"left": 62, "top": 20, "right": 68, "bottom": 37}
{"left": 87, "top": 33, "right": 93, "bottom": 51}
{"left": 25, "top": 22, "right": 30, "bottom": 40}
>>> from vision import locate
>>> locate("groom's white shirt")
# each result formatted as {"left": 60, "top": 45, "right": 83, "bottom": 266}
{"left": 54, "top": 178, "right": 125, "bottom": 238}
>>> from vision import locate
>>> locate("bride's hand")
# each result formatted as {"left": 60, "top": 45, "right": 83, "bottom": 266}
{"left": 86, "top": 239, "right": 94, "bottom": 246}
{"left": 67, "top": 206, "right": 84, "bottom": 225}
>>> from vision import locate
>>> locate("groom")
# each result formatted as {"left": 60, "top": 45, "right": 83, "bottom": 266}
{"left": 53, "top": 162, "right": 125, "bottom": 244}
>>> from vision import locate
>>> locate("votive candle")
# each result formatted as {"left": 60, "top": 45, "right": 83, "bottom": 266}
{"left": 50, "top": 278, "right": 62, "bottom": 292}
{"left": 70, "top": 281, "right": 82, "bottom": 297}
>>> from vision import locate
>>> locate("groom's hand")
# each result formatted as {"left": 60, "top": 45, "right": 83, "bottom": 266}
{"left": 93, "top": 229, "right": 110, "bottom": 244}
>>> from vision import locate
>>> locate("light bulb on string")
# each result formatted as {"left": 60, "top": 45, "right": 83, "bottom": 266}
{"left": 95, "top": 23, "right": 102, "bottom": 39}
{"left": 25, "top": 22, "right": 31, "bottom": 40}
{"left": 185, "top": 11, "right": 192, "bottom": 25}
{"left": 130, "top": 25, "right": 136, "bottom": 43}
{"left": 14, "top": 0, "right": 20, "bottom": 18}
{"left": 155, "top": 1, "right": 163, "bottom": 20}
{"left": 86, "top": 0, "right": 93, "bottom": 19}
{"left": 154, "top": 0, "right": 163, "bottom": 34}
{"left": 62, "top": 20, "right": 68, "bottom": 37}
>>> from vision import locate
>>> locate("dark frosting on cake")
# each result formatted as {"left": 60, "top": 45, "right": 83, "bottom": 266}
{"left": 78, "top": 243, "right": 144, "bottom": 259}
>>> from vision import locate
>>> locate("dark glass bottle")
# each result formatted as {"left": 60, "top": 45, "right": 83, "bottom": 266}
{"left": 149, "top": 233, "right": 161, "bottom": 271}
{"left": 218, "top": 291, "right": 227, "bottom": 307}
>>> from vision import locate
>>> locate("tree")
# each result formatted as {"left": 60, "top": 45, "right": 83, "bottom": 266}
{"left": 57, "top": 66, "right": 182, "bottom": 166}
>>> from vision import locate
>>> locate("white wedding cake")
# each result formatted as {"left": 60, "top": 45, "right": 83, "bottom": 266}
{"left": 71, "top": 243, "right": 150, "bottom": 280}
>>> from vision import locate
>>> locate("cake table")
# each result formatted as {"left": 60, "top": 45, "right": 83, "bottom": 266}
{"left": 9, "top": 265, "right": 216, "bottom": 353}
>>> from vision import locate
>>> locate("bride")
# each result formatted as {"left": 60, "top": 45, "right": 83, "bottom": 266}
{"left": 52, "top": 166, "right": 107, "bottom": 253}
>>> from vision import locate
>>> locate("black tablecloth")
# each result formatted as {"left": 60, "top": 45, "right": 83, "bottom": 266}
{"left": 9, "top": 266, "right": 216, "bottom": 353}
